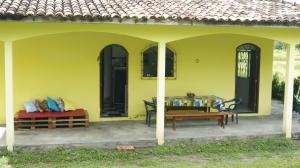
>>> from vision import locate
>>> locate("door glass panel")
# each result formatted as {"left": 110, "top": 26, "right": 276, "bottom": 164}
{"left": 237, "top": 50, "right": 250, "bottom": 78}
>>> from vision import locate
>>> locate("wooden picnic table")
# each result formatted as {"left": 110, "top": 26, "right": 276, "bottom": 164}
{"left": 165, "top": 111, "right": 234, "bottom": 130}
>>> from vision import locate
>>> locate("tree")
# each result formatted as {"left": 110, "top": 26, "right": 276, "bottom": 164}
{"left": 274, "top": 41, "right": 286, "bottom": 50}
{"left": 296, "top": 44, "right": 300, "bottom": 50}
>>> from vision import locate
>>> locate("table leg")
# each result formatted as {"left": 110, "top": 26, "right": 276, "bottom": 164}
{"left": 221, "top": 116, "right": 225, "bottom": 128}
{"left": 14, "top": 118, "right": 18, "bottom": 130}
{"left": 31, "top": 118, "right": 35, "bottom": 129}
{"left": 165, "top": 116, "right": 167, "bottom": 127}
{"left": 68, "top": 116, "right": 73, "bottom": 128}
{"left": 48, "top": 117, "right": 52, "bottom": 128}
{"left": 52, "top": 117, "right": 56, "bottom": 128}
{"left": 172, "top": 117, "right": 176, "bottom": 131}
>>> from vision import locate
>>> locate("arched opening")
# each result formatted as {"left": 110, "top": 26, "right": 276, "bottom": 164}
{"left": 236, "top": 43, "right": 260, "bottom": 113}
{"left": 142, "top": 45, "right": 176, "bottom": 79}
{"left": 99, "top": 44, "right": 128, "bottom": 117}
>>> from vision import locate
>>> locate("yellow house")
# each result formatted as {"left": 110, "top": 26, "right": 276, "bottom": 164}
{"left": 0, "top": 0, "right": 300, "bottom": 151}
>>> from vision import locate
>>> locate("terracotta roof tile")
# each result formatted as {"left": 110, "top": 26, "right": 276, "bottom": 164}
{"left": 0, "top": 0, "right": 300, "bottom": 26}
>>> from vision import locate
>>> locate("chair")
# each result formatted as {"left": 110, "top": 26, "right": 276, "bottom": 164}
{"left": 152, "top": 97, "right": 157, "bottom": 105}
{"left": 213, "top": 98, "right": 242, "bottom": 124}
{"left": 143, "top": 100, "right": 156, "bottom": 127}
{"left": 293, "top": 94, "right": 300, "bottom": 113}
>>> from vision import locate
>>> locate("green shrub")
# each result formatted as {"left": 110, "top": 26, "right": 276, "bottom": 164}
{"left": 272, "top": 73, "right": 285, "bottom": 100}
{"left": 272, "top": 73, "right": 300, "bottom": 101}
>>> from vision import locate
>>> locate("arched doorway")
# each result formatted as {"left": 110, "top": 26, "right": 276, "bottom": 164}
{"left": 99, "top": 44, "right": 128, "bottom": 117}
{"left": 236, "top": 43, "right": 260, "bottom": 113}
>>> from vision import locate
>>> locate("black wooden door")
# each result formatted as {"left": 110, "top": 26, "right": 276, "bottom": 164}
{"left": 248, "top": 50, "right": 260, "bottom": 111}
{"left": 113, "top": 68, "right": 127, "bottom": 104}
{"left": 236, "top": 44, "right": 260, "bottom": 112}
{"left": 99, "top": 44, "right": 128, "bottom": 117}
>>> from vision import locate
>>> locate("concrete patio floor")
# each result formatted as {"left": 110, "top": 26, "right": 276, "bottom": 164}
{"left": 1, "top": 100, "right": 300, "bottom": 149}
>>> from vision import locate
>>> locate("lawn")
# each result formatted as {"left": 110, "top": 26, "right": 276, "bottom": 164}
{"left": 1, "top": 137, "right": 300, "bottom": 168}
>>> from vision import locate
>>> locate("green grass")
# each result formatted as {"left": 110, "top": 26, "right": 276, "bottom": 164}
{"left": 0, "top": 137, "right": 300, "bottom": 168}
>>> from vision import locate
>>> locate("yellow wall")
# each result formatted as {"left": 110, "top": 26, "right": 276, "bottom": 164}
{"left": 168, "top": 34, "right": 273, "bottom": 115}
{"left": 136, "top": 34, "right": 273, "bottom": 116}
{"left": 0, "top": 32, "right": 273, "bottom": 124}
{"left": 12, "top": 32, "right": 153, "bottom": 122}
{"left": 0, "top": 22, "right": 299, "bottom": 43}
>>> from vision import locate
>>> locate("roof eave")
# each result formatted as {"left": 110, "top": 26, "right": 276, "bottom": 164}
{"left": 0, "top": 15, "right": 299, "bottom": 28}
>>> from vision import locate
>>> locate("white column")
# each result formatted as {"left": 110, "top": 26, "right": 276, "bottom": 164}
{"left": 156, "top": 42, "right": 166, "bottom": 145}
{"left": 4, "top": 41, "right": 14, "bottom": 151}
{"left": 283, "top": 43, "right": 296, "bottom": 138}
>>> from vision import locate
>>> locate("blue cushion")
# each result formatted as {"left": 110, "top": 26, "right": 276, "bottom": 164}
{"left": 24, "top": 102, "right": 38, "bottom": 112}
{"left": 47, "top": 97, "right": 60, "bottom": 112}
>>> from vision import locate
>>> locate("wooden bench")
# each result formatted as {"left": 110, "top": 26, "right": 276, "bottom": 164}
{"left": 165, "top": 111, "right": 234, "bottom": 130}
{"left": 14, "top": 109, "right": 89, "bottom": 129}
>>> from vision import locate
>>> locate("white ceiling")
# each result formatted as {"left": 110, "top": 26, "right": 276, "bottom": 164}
{"left": 284, "top": 0, "right": 300, "bottom": 3}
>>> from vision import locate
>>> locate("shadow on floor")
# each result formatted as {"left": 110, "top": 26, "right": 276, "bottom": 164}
{"left": 1, "top": 100, "right": 300, "bottom": 149}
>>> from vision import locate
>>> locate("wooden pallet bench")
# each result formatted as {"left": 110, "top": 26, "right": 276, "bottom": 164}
{"left": 14, "top": 109, "right": 89, "bottom": 129}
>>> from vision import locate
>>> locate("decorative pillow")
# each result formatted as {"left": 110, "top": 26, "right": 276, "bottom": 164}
{"left": 194, "top": 99, "right": 203, "bottom": 107}
{"left": 64, "top": 100, "right": 75, "bottom": 111}
{"left": 47, "top": 97, "right": 60, "bottom": 112}
{"left": 24, "top": 101, "right": 38, "bottom": 113}
{"left": 34, "top": 100, "right": 44, "bottom": 112}
{"left": 56, "top": 97, "right": 65, "bottom": 111}
{"left": 40, "top": 100, "right": 50, "bottom": 112}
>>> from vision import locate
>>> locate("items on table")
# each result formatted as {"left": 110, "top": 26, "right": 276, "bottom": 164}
{"left": 161, "top": 95, "right": 223, "bottom": 107}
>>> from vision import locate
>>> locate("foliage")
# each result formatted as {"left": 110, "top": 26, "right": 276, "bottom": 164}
{"left": 274, "top": 41, "right": 300, "bottom": 51}
{"left": 272, "top": 73, "right": 285, "bottom": 100}
{"left": 274, "top": 41, "right": 287, "bottom": 51}
{"left": 272, "top": 73, "right": 300, "bottom": 101}
{"left": 297, "top": 44, "right": 300, "bottom": 50}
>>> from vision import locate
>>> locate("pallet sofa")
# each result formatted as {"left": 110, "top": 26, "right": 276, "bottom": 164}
{"left": 14, "top": 109, "right": 89, "bottom": 129}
